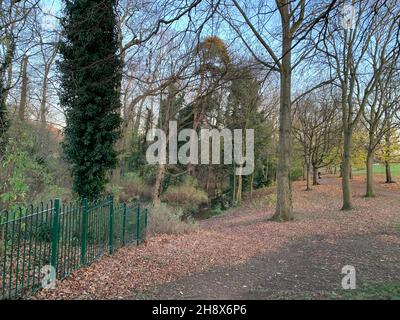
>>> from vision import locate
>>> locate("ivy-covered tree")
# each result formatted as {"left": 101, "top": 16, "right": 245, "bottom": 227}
{"left": 59, "top": 0, "right": 122, "bottom": 199}
{"left": 0, "top": 77, "right": 9, "bottom": 160}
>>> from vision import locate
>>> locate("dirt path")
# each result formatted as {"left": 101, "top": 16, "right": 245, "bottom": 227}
{"left": 36, "top": 176, "right": 400, "bottom": 300}
{"left": 135, "top": 232, "right": 400, "bottom": 299}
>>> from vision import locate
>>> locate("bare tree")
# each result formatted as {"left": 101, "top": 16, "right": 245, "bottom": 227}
{"left": 361, "top": 59, "right": 400, "bottom": 197}
{"left": 293, "top": 91, "right": 340, "bottom": 190}
{"left": 218, "top": 0, "right": 337, "bottom": 220}
{"left": 319, "top": 0, "right": 400, "bottom": 209}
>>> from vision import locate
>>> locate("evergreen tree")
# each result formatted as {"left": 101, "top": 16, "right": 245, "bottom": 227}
{"left": 59, "top": 0, "right": 122, "bottom": 199}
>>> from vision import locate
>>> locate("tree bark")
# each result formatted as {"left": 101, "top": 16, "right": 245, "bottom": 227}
{"left": 250, "top": 171, "right": 254, "bottom": 200}
{"left": 306, "top": 163, "right": 311, "bottom": 191}
{"left": 232, "top": 166, "right": 236, "bottom": 204}
{"left": 152, "top": 163, "right": 166, "bottom": 205}
{"left": 341, "top": 127, "right": 353, "bottom": 210}
{"left": 272, "top": 7, "right": 293, "bottom": 221}
{"left": 312, "top": 166, "right": 319, "bottom": 186}
{"left": 385, "top": 161, "right": 394, "bottom": 183}
{"left": 365, "top": 150, "right": 375, "bottom": 197}
{"left": 236, "top": 165, "right": 243, "bottom": 205}
{"left": 19, "top": 55, "right": 28, "bottom": 122}
{"left": 40, "top": 67, "right": 49, "bottom": 128}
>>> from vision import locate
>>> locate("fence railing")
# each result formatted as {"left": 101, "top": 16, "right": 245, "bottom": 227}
{"left": 0, "top": 196, "right": 147, "bottom": 300}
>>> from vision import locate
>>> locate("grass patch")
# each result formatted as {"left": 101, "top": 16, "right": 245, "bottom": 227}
{"left": 337, "top": 282, "right": 400, "bottom": 300}
{"left": 353, "top": 163, "right": 400, "bottom": 177}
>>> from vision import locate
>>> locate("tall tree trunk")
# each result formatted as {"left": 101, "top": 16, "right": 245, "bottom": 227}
{"left": 40, "top": 67, "right": 49, "bottom": 128}
{"left": 273, "top": 14, "right": 293, "bottom": 221}
{"left": 132, "top": 98, "right": 146, "bottom": 139}
{"left": 250, "top": 171, "right": 254, "bottom": 200}
{"left": 38, "top": 66, "right": 51, "bottom": 154}
{"left": 236, "top": 165, "right": 243, "bottom": 205}
{"left": 342, "top": 127, "right": 353, "bottom": 210}
{"left": 385, "top": 161, "right": 394, "bottom": 183}
{"left": 152, "top": 164, "right": 166, "bottom": 205}
{"left": 19, "top": 55, "right": 28, "bottom": 122}
{"left": 187, "top": 111, "right": 202, "bottom": 177}
{"left": 365, "top": 150, "right": 375, "bottom": 197}
{"left": 1, "top": 35, "right": 15, "bottom": 106}
{"left": 384, "top": 132, "right": 394, "bottom": 183}
{"left": 111, "top": 21, "right": 126, "bottom": 184}
{"left": 3, "top": 37, "right": 15, "bottom": 104}
{"left": 263, "top": 156, "right": 269, "bottom": 184}
{"left": 232, "top": 166, "right": 236, "bottom": 204}
{"left": 306, "top": 163, "right": 311, "bottom": 191}
{"left": 0, "top": 77, "right": 9, "bottom": 160}
{"left": 312, "top": 166, "right": 319, "bottom": 186}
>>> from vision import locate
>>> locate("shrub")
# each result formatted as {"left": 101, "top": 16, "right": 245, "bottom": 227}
{"left": 32, "top": 186, "right": 73, "bottom": 205}
{"left": 0, "top": 119, "right": 70, "bottom": 211}
{"left": 116, "top": 172, "right": 152, "bottom": 202}
{"left": 290, "top": 167, "right": 304, "bottom": 181}
{"left": 146, "top": 203, "right": 197, "bottom": 235}
{"left": 161, "top": 177, "right": 208, "bottom": 214}
{"left": 209, "top": 203, "right": 223, "bottom": 217}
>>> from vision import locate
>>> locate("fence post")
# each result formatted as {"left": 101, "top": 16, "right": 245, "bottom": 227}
{"left": 80, "top": 198, "right": 88, "bottom": 265}
{"left": 108, "top": 195, "right": 114, "bottom": 254}
{"left": 136, "top": 204, "right": 140, "bottom": 245}
{"left": 122, "top": 203, "right": 127, "bottom": 245}
{"left": 51, "top": 199, "right": 60, "bottom": 273}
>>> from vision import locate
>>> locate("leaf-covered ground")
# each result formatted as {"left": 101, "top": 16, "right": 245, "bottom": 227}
{"left": 35, "top": 176, "right": 400, "bottom": 300}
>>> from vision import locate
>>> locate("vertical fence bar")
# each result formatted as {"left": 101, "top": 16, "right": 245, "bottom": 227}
{"left": 136, "top": 204, "right": 140, "bottom": 246}
{"left": 1, "top": 194, "right": 148, "bottom": 300}
{"left": 1, "top": 210, "right": 9, "bottom": 300}
{"left": 108, "top": 195, "right": 114, "bottom": 254}
{"left": 51, "top": 199, "right": 60, "bottom": 273}
{"left": 80, "top": 198, "right": 88, "bottom": 266}
{"left": 73, "top": 203, "right": 79, "bottom": 270}
{"left": 26, "top": 206, "right": 34, "bottom": 295}
{"left": 20, "top": 206, "right": 32, "bottom": 298}
{"left": 8, "top": 209, "right": 17, "bottom": 299}
{"left": 14, "top": 208, "right": 23, "bottom": 298}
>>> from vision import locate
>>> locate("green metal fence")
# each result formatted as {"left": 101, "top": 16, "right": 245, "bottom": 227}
{"left": 0, "top": 196, "right": 147, "bottom": 300}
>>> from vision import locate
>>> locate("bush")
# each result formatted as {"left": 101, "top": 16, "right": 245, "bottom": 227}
{"left": 161, "top": 177, "right": 208, "bottom": 214}
{"left": 114, "top": 172, "right": 152, "bottom": 202}
{"left": 146, "top": 203, "right": 197, "bottom": 235}
{"left": 290, "top": 167, "right": 303, "bottom": 181}
{"left": 0, "top": 119, "right": 70, "bottom": 210}
{"left": 32, "top": 186, "right": 73, "bottom": 205}
{"left": 209, "top": 203, "right": 223, "bottom": 217}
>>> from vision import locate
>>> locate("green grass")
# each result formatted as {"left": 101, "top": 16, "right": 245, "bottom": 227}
{"left": 353, "top": 163, "right": 400, "bottom": 176}
{"left": 338, "top": 282, "right": 400, "bottom": 300}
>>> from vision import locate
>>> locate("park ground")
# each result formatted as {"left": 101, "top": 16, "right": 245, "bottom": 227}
{"left": 35, "top": 175, "right": 400, "bottom": 300}
{"left": 353, "top": 163, "right": 400, "bottom": 177}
